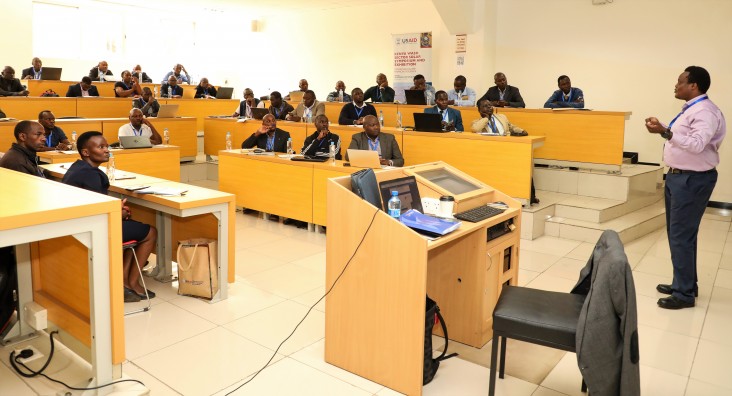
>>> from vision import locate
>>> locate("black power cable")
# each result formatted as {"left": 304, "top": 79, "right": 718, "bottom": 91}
{"left": 225, "top": 208, "right": 380, "bottom": 395}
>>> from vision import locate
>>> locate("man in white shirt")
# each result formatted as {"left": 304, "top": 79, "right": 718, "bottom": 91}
{"left": 118, "top": 108, "right": 162, "bottom": 145}
{"left": 447, "top": 75, "right": 477, "bottom": 106}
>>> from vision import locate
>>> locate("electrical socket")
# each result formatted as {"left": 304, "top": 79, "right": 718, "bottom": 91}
{"left": 14, "top": 345, "right": 44, "bottom": 364}
{"left": 24, "top": 302, "right": 47, "bottom": 331}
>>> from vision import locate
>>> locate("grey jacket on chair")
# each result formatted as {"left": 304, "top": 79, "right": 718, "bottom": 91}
{"left": 571, "top": 230, "right": 640, "bottom": 396}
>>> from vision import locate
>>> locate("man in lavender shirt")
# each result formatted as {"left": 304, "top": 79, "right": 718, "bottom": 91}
{"left": 645, "top": 66, "right": 726, "bottom": 310}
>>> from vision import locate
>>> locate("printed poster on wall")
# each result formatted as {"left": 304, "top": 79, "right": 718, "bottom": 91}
{"left": 392, "top": 32, "right": 432, "bottom": 104}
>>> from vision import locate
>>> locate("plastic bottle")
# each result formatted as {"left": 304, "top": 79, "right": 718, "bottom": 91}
{"left": 99, "top": 72, "right": 104, "bottom": 83}
{"left": 396, "top": 111, "right": 402, "bottom": 129}
{"left": 163, "top": 128, "right": 170, "bottom": 145}
{"left": 329, "top": 141, "right": 336, "bottom": 164}
{"left": 388, "top": 191, "right": 401, "bottom": 219}
{"left": 338, "top": 90, "right": 344, "bottom": 103}
{"left": 286, "top": 138, "right": 293, "bottom": 156}
{"left": 225, "top": 131, "right": 232, "bottom": 150}
{"left": 425, "top": 90, "right": 433, "bottom": 105}
{"left": 379, "top": 110, "right": 384, "bottom": 127}
{"left": 153, "top": 86, "right": 158, "bottom": 98}
{"left": 106, "top": 151, "right": 116, "bottom": 182}
{"left": 70, "top": 131, "right": 77, "bottom": 150}
{"left": 168, "top": 86, "right": 173, "bottom": 98}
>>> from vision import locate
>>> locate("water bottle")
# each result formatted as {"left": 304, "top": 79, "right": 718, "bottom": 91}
{"left": 163, "top": 128, "right": 170, "bottom": 145}
{"left": 387, "top": 191, "right": 401, "bottom": 219}
{"left": 99, "top": 71, "right": 104, "bottom": 82}
{"left": 153, "top": 86, "right": 158, "bottom": 97}
{"left": 106, "top": 151, "right": 116, "bottom": 182}
{"left": 379, "top": 110, "right": 384, "bottom": 127}
{"left": 329, "top": 141, "right": 336, "bottom": 164}
{"left": 70, "top": 131, "right": 77, "bottom": 150}
{"left": 396, "top": 111, "right": 402, "bottom": 129}
{"left": 425, "top": 90, "right": 433, "bottom": 105}
{"left": 338, "top": 90, "right": 343, "bottom": 103}
{"left": 286, "top": 138, "right": 293, "bottom": 155}
{"left": 168, "top": 86, "right": 172, "bottom": 98}
{"left": 225, "top": 131, "right": 232, "bottom": 150}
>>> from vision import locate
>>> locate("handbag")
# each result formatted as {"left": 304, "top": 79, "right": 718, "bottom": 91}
{"left": 423, "top": 295, "right": 458, "bottom": 385}
{"left": 176, "top": 238, "right": 219, "bottom": 300}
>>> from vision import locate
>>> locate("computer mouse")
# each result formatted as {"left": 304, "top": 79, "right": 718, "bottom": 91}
{"left": 253, "top": 148, "right": 265, "bottom": 154}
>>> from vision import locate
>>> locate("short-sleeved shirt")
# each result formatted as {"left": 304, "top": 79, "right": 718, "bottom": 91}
{"left": 119, "top": 123, "right": 154, "bottom": 139}
{"left": 114, "top": 81, "right": 132, "bottom": 97}
{"left": 43, "top": 126, "right": 68, "bottom": 148}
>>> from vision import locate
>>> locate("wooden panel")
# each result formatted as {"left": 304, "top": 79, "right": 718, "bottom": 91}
{"left": 204, "top": 117, "right": 308, "bottom": 157}
{"left": 456, "top": 106, "right": 481, "bottom": 128}
{"left": 76, "top": 97, "right": 135, "bottom": 118}
{"left": 323, "top": 102, "right": 344, "bottom": 123}
{"left": 0, "top": 123, "right": 14, "bottom": 152}
{"left": 312, "top": 166, "right": 357, "bottom": 225}
{"left": 91, "top": 82, "right": 117, "bottom": 97}
{"left": 0, "top": 97, "right": 77, "bottom": 119}
{"left": 371, "top": 103, "right": 400, "bottom": 127}
{"left": 26, "top": 80, "right": 74, "bottom": 97}
{"left": 112, "top": 147, "right": 180, "bottom": 180}
{"left": 160, "top": 98, "right": 238, "bottom": 131}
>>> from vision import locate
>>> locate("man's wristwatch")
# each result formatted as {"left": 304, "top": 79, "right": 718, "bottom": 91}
{"left": 661, "top": 128, "right": 673, "bottom": 140}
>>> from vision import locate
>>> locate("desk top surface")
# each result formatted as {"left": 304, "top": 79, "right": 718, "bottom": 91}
{"left": 37, "top": 145, "right": 179, "bottom": 160}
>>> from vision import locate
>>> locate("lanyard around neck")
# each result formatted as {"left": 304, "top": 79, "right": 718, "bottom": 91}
{"left": 669, "top": 95, "right": 708, "bottom": 128}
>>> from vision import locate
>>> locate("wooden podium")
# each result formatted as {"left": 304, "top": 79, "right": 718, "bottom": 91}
{"left": 324, "top": 162, "right": 522, "bottom": 395}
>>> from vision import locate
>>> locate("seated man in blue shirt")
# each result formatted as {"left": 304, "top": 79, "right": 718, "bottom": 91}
{"left": 161, "top": 64, "right": 190, "bottom": 84}
{"left": 424, "top": 90, "right": 464, "bottom": 132}
{"left": 38, "top": 110, "right": 71, "bottom": 151}
{"left": 302, "top": 115, "right": 341, "bottom": 159}
{"left": 62, "top": 131, "right": 158, "bottom": 302}
{"left": 544, "top": 75, "right": 584, "bottom": 108}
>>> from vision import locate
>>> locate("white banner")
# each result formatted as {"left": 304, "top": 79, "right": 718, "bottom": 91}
{"left": 392, "top": 32, "right": 432, "bottom": 104}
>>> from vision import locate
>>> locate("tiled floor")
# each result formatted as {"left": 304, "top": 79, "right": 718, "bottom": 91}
{"left": 2, "top": 208, "right": 732, "bottom": 395}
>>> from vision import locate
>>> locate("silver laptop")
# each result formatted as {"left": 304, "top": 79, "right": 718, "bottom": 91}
{"left": 119, "top": 135, "right": 153, "bottom": 149}
{"left": 156, "top": 104, "right": 179, "bottom": 118}
{"left": 347, "top": 149, "right": 382, "bottom": 168}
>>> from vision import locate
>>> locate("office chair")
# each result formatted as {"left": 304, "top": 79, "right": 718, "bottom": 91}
{"left": 123, "top": 240, "right": 152, "bottom": 315}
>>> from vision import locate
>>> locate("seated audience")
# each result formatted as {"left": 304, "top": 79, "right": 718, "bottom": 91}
{"left": 132, "top": 65, "right": 153, "bottom": 83}
{"left": 326, "top": 80, "right": 352, "bottom": 102}
{"left": 38, "top": 110, "right": 71, "bottom": 151}
{"left": 363, "top": 73, "right": 395, "bottom": 103}
{"left": 66, "top": 76, "right": 100, "bottom": 97}
{"left": 478, "top": 72, "right": 526, "bottom": 108}
{"left": 89, "top": 61, "right": 113, "bottom": 81}
{"left": 114, "top": 70, "right": 142, "bottom": 98}
{"left": 284, "top": 79, "right": 308, "bottom": 101}
{"left": 161, "top": 64, "right": 190, "bottom": 84}
{"left": 0, "top": 67, "right": 29, "bottom": 97}
{"left": 118, "top": 108, "right": 163, "bottom": 145}
{"left": 409, "top": 74, "right": 436, "bottom": 105}
{"left": 133, "top": 87, "right": 160, "bottom": 117}
{"left": 347, "top": 115, "right": 404, "bottom": 166}
{"left": 268, "top": 91, "right": 295, "bottom": 120}
{"left": 194, "top": 78, "right": 217, "bottom": 99}
{"left": 160, "top": 76, "right": 183, "bottom": 98}
{"left": 0, "top": 121, "right": 46, "bottom": 177}
{"left": 233, "top": 88, "right": 264, "bottom": 118}
{"left": 241, "top": 114, "right": 291, "bottom": 152}
{"left": 424, "top": 90, "right": 464, "bottom": 131}
{"left": 544, "top": 75, "right": 584, "bottom": 108}
{"left": 447, "top": 75, "right": 477, "bottom": 106}
{"left": 21, "top": 57, "right": 43, "bottom": 80}
{"left": 62, "top": 131, "right": 157, "bottom": 302}
{"left": 338, "top": 88, "right": 377, "bottom": 125}
{"left": 302, "top": 115, "right": 342, "bottom": 159}
{"left": 287, "top": 90, "right": 325, "bottom": 122}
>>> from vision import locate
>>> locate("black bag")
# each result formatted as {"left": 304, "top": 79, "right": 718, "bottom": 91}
{"left": 0, "top": 247, "right": 18, "bottom": 337}
{"left": 423, "top": 295, "right": 458, "bottom": 385}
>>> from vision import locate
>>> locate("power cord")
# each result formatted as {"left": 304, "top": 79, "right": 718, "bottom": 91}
{"left": 225, "top": 208, "right": 380, "bottom": 395}
{"left": 9, "top": 330, "right": 146, "bottom": 391}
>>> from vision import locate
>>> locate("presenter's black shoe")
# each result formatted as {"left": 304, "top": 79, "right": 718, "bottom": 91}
{"left": 657, "top": 295, "right": 695, "bottom": 310}
{"left": 124, "top": 287, "right": 141, "bottom": 303}
{"left": 656, "top": 284, "right": 698, "bottom": 297}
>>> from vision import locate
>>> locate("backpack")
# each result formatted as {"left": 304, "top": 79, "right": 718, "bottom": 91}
{"left": 423, "top": 295, "right": 458, "bottom": 385}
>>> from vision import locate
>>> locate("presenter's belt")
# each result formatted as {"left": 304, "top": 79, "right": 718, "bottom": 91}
{"left": 668, "top": 167, "right": 716, "bottom": 175}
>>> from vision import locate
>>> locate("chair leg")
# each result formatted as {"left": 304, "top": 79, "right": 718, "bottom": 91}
{"left": 581, "top": 378, "right": 587, "bottom": 393}
{"left": 125, "top": 248, "right": 152, "bottom": 316}
{"left": 499, "top": 336, "right": 507, "bottom": 379}
{"left": 489, "top": 335, "right": 499, "bottom": 396}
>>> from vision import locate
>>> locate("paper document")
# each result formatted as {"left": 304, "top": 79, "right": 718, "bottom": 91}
{"left": 135, "top": 186, "right": 188, "bottom": 196}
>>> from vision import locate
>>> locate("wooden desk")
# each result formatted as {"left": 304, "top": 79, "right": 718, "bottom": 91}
{"left": 76, "top": 97, "right": 135, "bottom": 118}
{"left": 26, "top": 80, "right": 163, "bottom": 98}
{"left": 0, "top": 168, "right": 123, "bottom": 384}
{"left": 325, "top": 162, "right": 522, "bottom": 395}
{"left": 161, "top": 98, "right": 238, "bottom": 131}
{"left": 323, "top": 101, "right": 345, "bottom": 124}
{"left": 203, "top": 117, "right": 308, "bottom": 157}
{"left": 43, "top": 164, "right": 236, "bottom": 290}
{"left": 0, "top": 97, "right": 77, "bottom": 120}
{"left": 38, "top": 146, "right": 181, "bottom": 180}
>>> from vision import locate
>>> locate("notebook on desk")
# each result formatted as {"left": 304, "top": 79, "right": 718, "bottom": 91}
{"left": 404, "top": 89, "right": 427, "bottom": 105}
{"left": 156, "top": 104, "right": 179, "bottom": 118}
{"left": 40, "top": 67, "right": 62, "bottom": 80}
{"left": 347, "top": 149, "right": 382, "bottom": 168}
{"left": 215, "top": 87, "right": 234, "bottom": 99}
{"left": 119, "top": 136, "right": 153, "bottom": 149}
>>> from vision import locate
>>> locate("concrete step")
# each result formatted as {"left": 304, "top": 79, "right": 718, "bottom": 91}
{"left": 554, "top": 188, "right": 664, "bottom": 223}
{"left": 534, "top": 163, "right": 663, "bottom": 201}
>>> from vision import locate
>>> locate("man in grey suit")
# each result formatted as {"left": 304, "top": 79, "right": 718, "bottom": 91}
{"left": 347, "top": 115, "right": 404, "bottom": 166}
{"left": 477, "top": 72, "right": 526, "bottom": 108}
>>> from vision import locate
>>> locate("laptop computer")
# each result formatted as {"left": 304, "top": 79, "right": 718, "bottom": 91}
{"left": 347, "top": 149, "right": 382, "bottom": 168}
{"left": 288, "top": 91, "right": 305, "bottom": 102}
{"left": 251, "top": 107, "right": 269, "bottom": 120}
{"left": 156, "top": 104, "right": 179, "bottom": 118}
{"left": 216, "top": 87, "right": 234, "bottom": 99}
{"left": 119, "top": 135, "right": 153, "bottom": 149}
{"left": 40, "top": 67, "right": 62, "bottom": 80}
{"left": 404, "top": 89, "right": 427, "bottom": 105}
{"left": 413, "top": 113, "right": 444, "bottom": 132}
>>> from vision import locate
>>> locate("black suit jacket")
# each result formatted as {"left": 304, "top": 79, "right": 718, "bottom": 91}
{"left": 88, "top": 67, "right": 114, "bottom": 81}
{"left": 21, "top": 67, "right": 40, "bottom": 79}
{"left": 477, "top": 85, "right": 526, "bottom": 108}
{"left": 241, "top": 128, "right": 291, "bottom": 152}
{"left": 65, "top": 83, "right": 100, "bottom": 97}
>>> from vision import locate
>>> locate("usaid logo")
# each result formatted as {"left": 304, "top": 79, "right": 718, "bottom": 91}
{"left": 395, "top": 37, "right": 418, "bottom": 45}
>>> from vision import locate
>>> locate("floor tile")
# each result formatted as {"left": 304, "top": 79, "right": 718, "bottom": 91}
{"left": 532, "top": 386, "right": 568, "bottom": 396}
{"left": 234, "top": 227, "right": 288, "bottom": 249}
{"left": 565, "top": 242, "right": 594, "bottom": 261}
{"left": 639, "top": 364, "right": 688, "bottom": 396}
{"left": 699, "top": 287, "right": 732, "bottom": 347}
{"left": 539, "top": 353, "right": 585, "bottom": 396}
{"left": 634, "top": 254, "right": 673, "bottom": 278}
{"left": 685, "top": 378, "right": 732, "bottom": 395}
{"left": 290, "top": 286, "right": 326, "bottom": 312}
{"left": 520, "top": 236, "right": 581, "bottom": 257}
{"left": 638, "top": 325, "right": 698, "bottom": 377}
{"left": 240, "top": 263, "right": 324, "bottom": 299}
{"left": 425, "top": 357, "right": 538, "bottom": 396}
{"left": 248, "top": 237, "right": 325, "bottom": 262}
{"left": 0, "top": 363, "right": 35, "bottom": 395}
{"left": 543, "top": 257, "right": 585, "bottom": 281}
{"left": 234, "top": 247, "right": 289, "bottom": 277}
{"left": 636, "top": 294, "right": 706, "bottom": 338}
{"left": 689, "top": 339, "right": 732, "bottom": 390}
{"left": 524, "top": 273, "right": 577, "bottom": 293}
{"left": 713, "top": 268, "right": 732, "bottom": 289}
{"left": 290, "top": 251, "right": 326, "bottom": 276}
{"left": 518, "top": 249, "right": 562, "bottom": 272}
{"left": 518, "top": 269, "right": 541, "bottom": 286}
{"left": 122, "top": 361, "right": 182, "bottom": 395}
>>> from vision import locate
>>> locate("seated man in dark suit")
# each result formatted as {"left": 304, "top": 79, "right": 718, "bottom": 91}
{"left": 363, "top": 73, "right": 395, "bottom": 103}
{"left": 347, "top": 115, "right": 404, "bottom": 166}
{"left": 88, "top": 61, "right": 113, "bottom": 82}
{"left": 133, "top": 87, "right": 160, "bottom": 117}
{"left": 0, "top": 67, "right": 29, "bottom": 97}
{"left": 232, "top": 88, "right": 264, "bottom": 118}
{"left": 424, "top": 90, "right": 464, "bottom": 131}
{"left": 544, "top": 75, "right": 584, "bottom": 108}
{"left": 302, "top": 115, "right": 341, "bottom": 159}
{"left": 267, "top": 91, "right": 294, "bottom": 120}
{"left": 66, "top": 76, "right": 100, "bottom": 97}
{"left": 160, "top": 76, "right": 183, "bottom": 98}
{"left": 21, "top": 57, "right": 43, "bottom": 80}
{"left": 114, "top": 70, "right": 142, "bottom": 98}
{"left": 0, "top": 121, "right": 46, "bottom": 177}
{"left": 132, "top": 65, "right": 153, "bottom": 83}
{"left": 477, "top": 72, "right": 525, "bottom": 108}
{"left": 194, "top": 78, "right": 217, "bottom": 99}
{"left": 339, "top": 88, "right": 377, "bottom": 125}
{"left": 241, "top": 114, "right": 291, "bottom": 152}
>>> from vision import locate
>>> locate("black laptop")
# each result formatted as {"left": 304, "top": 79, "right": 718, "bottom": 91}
{"left": 216, "top": 87, "right": 234, "bottom": 99}
{"left": 41, "top": 67, "right": 62, "bottom": 80}
{"left": 404, "top": 89, "right": 427, "bottom": 105}
{"left": 250, "top": 107, "right": 269, "bottom": 120}
{"left": 413, "top": 113, "right": 444, "bottom": 132}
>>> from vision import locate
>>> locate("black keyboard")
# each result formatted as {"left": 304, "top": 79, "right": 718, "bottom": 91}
{"left": 454, "top": 205, "right": 505, "bottom": 223}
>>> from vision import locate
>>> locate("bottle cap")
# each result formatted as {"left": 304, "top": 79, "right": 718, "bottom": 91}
{"left": 391, "top": 191, "right": 398, "bottom": 196}
{"left": 440, "top": 195, "right": 454, "bottom": 202}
